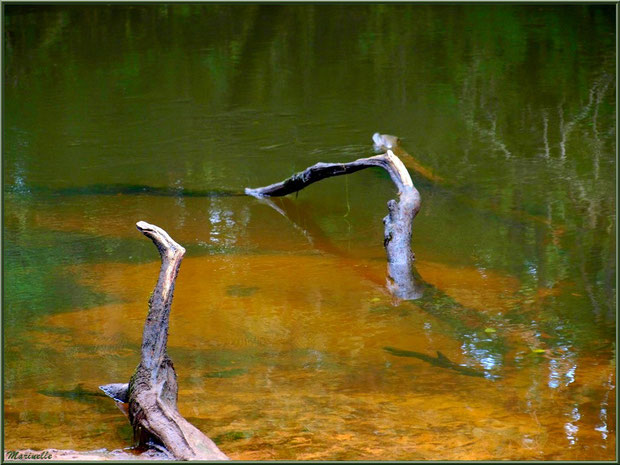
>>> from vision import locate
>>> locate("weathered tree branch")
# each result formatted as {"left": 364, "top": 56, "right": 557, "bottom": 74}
{"left": 246, "top": 142, "right": 423, "bottom": 299}
{"left": 100, "top": 222, "right": 228, "bottom": 461}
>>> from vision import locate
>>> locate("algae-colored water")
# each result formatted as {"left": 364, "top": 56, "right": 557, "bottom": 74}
{"left": 3, "top": 4, "right": 615, "bottom": 460}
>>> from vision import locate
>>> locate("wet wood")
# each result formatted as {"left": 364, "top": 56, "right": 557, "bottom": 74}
{"left": 372, "top": 132, "right": 445, "bottom": 184}
{"left": 100, "top": 221, "right": 228, "bottom": 461}
{"left": 246, "top": 144, "right": 423, "bottom": 299}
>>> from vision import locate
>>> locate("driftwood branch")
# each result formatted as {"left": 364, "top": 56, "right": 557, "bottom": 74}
{"left": 100, "top": 221, "right": 228, "bottom": 461}
{"left": 246, "top": 138, "right": 423, "bottom": 299}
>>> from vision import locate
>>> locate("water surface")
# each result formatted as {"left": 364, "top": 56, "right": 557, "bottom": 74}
{"left": 3, "top": 4, "right": 615, "bottom": 460}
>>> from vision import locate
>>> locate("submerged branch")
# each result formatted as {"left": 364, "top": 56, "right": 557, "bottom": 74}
{"left": 384, "top": 346, "right": 499, "bottom": 379}
{"left": 246, "top": 144, "right": 422, "bottom": 299}
{"left": 245, "top": 151, "right": 415, "bottom": 198}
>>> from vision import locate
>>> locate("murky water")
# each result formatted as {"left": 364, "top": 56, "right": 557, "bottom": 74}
{"left": 3, "top": 4, "right": 615, "bottom": 460}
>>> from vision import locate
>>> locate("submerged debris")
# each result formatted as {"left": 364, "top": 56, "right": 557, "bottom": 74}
{"left": 384, "top": 346, "right": 500, "bottom": 379}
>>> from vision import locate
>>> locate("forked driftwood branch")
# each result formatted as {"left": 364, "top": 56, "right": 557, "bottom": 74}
{"left": 100, "top": 221, "right": 228, "bottom": 461}
{"left": 246, "top": 136, "right": 423, "bottom": 299}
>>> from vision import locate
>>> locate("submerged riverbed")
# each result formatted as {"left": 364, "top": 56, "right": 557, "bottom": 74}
{"left": 3, "top": 4, "right": 615, "bottom": 460}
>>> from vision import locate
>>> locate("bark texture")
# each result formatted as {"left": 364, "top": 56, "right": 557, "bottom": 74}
{"left": 246, "top": 145, "right": 423, "bottom": 299}
{"left": 100, "top": 221, "right": 228, "bottom": 461}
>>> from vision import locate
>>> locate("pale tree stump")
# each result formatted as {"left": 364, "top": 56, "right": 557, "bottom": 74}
{"left": 246, "top": 135, "right": 423, "bottom": 299}
{"left": 100, "top": 222, "right": 228, "bottom": 461}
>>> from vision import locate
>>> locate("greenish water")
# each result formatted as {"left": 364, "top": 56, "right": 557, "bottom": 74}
{"left": 3, "top": 4, "right": 615, "bottom": 460}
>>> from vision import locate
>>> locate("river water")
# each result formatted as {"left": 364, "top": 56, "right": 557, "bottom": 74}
{"left": 3, "top": 4, "right": 615, "bottom": 460}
